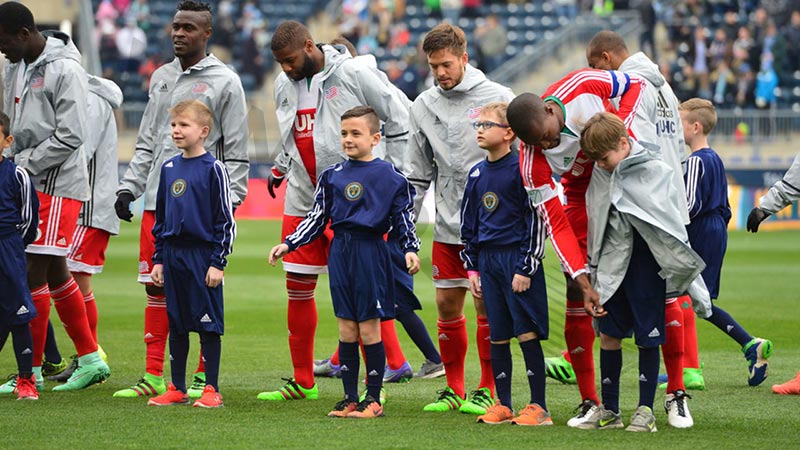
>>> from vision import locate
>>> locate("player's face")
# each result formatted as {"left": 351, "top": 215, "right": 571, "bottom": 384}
{"left": 586, "top": 50, "right": 613, "bottom": 71}
{"left": 427, "top": 48, "right": 468, "bottom": 91}
{"left": 273, "top": 41, "right": 317, "bottom": 81}
{"left": 0, "top": 26, "right": 27, "bottom": 64}
{"left": 172, "top": 11, "right": 211, "bottom": 59}
{"left": 475, "top": 111, "right": 512, "bottom": 150}
{"left": 341, "top": 117, "right": 380, "bottom": 161}
{"left": 593, "top": 138, "right": 629, "bottom": 172}
{"left": 538, "top": 112, "right": 562, "bottom": 150}
{"left": 0, "top": 128, "right": 13, "bottom": 150}
{"left": 171, "top": 113, "right": 209, "bottom": 150}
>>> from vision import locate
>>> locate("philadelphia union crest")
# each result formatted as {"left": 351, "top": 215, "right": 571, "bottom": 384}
{"left": 482, "top": 192, "right": 499, "bottom": 212}
{"left": 171, "top": 179, "right": 187, "bottom": 197}
{"left": 345, "top": 182, "right": 363, "bottom": 201}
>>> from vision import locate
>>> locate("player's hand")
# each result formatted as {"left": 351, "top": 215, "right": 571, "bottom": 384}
{"left": 206, "top": 266, "right": 224, "bottom": 288}
{"left": 151, "top": 264, "right": 164, "bottom": 287}
{"left": 269, "top": 243, "right": 290, "bottom": 266}
{"left": 115, "top": 192, "right": 135, "bottom": 222}
{"left": 267, "top": 168, "right": 285, "bottom": 199}
{"left": 512, "top": 274, "right": 531, "bottom": 293}
{"left": 746, "top": 207, "right": 770, "bottom": 233}
{"left": 468, "top": 271, "right": 482, "bottom": 299}
{"left": 575, "top": 273, "right": 605, "bottom": 317}
{"left": 405, "top": 252, "right": 420, "bottom": 274}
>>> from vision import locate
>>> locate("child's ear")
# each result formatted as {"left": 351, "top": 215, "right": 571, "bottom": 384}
{"left": 4, "top": 134, "right": 13, "bottom": 148}
{"left": 371, "top": 131, "right": 382, "bottom": 146}
{"left": 201, "top": 126, "right": 210, "bottom": 139}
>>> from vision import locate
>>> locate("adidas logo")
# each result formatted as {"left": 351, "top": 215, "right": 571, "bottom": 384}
{"left": 368, "top": 370, "right": 379, "bottom": 376}
{"left": 280, "top": 98, "right": 289, "bottom": 107}
{"left": 526, "top": 370, "right": 535, "bottom": 377}
{"left": 159, "top": 82, "right": 168, "bottom": 92}
{"left": 21, "top": 348, "right": 32, "bottom": 355}
{"left": 602, "top": 377, "right": 612, "bottom": 385}
{"left": 496, "top": 372, "right": 507, "bottom": 379}
{"left": 726, "top": 325, "right": 734, "bottom": 333}
{"left": 16, "top": 305, "right": 29, "bottom": 315}
{"left": 639, "top": 374, "right": 648, "bottom": 382}
{"left": 340, "top": 365, "right": 349, "bottom": 372}
{"left": 648, "top": 328, "right": 661, "bottom": 338}
{"left": 169, "top": 354, "right": 174, "bottom": 360}
{"left": 200, "top": 314, "right": 212, "bottom": 323}
{"left": 666, "top": 320, "right": 682, "bottom": 327}
{"left": 570, "top": 346, "right": 585, "bottom": 354}
{"left": 74, "top": 253, "right": 83, "bottom": 261}
{"left": 165, "top": 161, "right": 174, "bottom": 168}
{"left": 434, "top": 117, "right": 441, "bottom": 124}
{"left": 57, "top": 237, "right": 67, "bottom": 246}
{"left": 144, "top": 332, "right": 154, "bottom": 339}
{"left": 470, "top": 168, "right": 480, "bottom": 177}
{"left": 438, "top": 333, "right": 449, "bottom": 341}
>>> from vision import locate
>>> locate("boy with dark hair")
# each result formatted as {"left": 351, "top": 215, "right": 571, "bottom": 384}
{"left": 460, "top": 103, "right": 551, "bottom": 426}
{"left": 270, "top": 106, "right": 420, "bottom": 418}
{"left": 0, "top": 111, "right": 40, "bottom": 400}
{"left": 577, "top": 112, "right": 710, "bottom": 432}
{"left": 147, "top": 99, "right": 236, "bottom": 409}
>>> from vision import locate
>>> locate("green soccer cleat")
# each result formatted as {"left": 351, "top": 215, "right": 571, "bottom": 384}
{"left": 97, "top": 345, "right": 108, "bottom": 363}
{"left": 359, "top": 387, "right": 387, "bottom": 405}
{"left": 544, "top": 353, "right": 577, "bottom": 384}
{"left": 113, "top": 373, "right": 166, "bottom": 398}
{"left": 0, "top": 374, "right": 44, "bottom": 394}
{"left": 658, "top": 364, "right": 706, "bottom": 390}
{"left": 256, "top": 378, "right": 319, "bottom": 401}
{"left": 459, "top": 387, "right": 494, "bottom": 415}
{"left": 47, "top": 355, "right": 78, "bottom": 382}
{"left": 743, "top": 337, "right": 773, "bottom": 386}
{"left": 52, "top": 354, "right": 110, "bottom": 391}
{"left": 187, "top": 372, "right": 206, "bottom": 399}
{"left": 423, "top": 387, "right": 464, "bottom": 412}
{"left": 42, "top": 358, "right": 68, "bottom": 378}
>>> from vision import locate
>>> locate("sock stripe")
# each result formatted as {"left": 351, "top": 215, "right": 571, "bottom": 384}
{"left": 51, "top": 280, "right": 80, "bottom": 301}
{"left": 438, "top": 316, "right": 466, "bottom": 326}
{"left": 31, "top": 285, "right": 49, "bottom": 297}
{"left": 84, "top": 292, "right": 95, "bottom": 303}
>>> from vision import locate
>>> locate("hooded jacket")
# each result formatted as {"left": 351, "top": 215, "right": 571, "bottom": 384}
{"left": 586, "top": 140, "right": 712, "bottom": 318}
{"left": 118, "top": 54, "right": 249, "bottom": 209}
{"left": 759, "top": 153, "right": 800, "bottom": 214}
{"left": 405, "top": 64, "right": 514, "bottom": 244}
{"left": 82, "top": 75, "right": 123, "bottom": 236}
{"left": 272, "top": 44, "right": 410, "bottom": 216}
{"left": 2, "top": 31, "right": 89, "bottom": 201}
{"left": 616, "top": 52, "right": 690, "bottom": 225}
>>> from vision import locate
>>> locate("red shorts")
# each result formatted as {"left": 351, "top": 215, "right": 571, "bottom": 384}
{"left": 27, "top": 192, "right": 81, "bottom": 257}
{"left": 431, "top": 241, "right": 469, "bottom": 289}
{"left": 563, "top": 202, "right": 588, "bottom": 256}
{"left": 281, "top": 214, "right": 332, "bottom": 274}
{"left": 138, "top": 210, "right": 156, "bottom": 283}
{"left": 66, "top": 226, "right": 111, "bottom": 274}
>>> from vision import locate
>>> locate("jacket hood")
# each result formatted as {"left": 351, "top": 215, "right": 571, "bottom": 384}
{"left": 38, "top": 30, "right": 82, "bottom": 67}
{"left": 354, "top": 53, "right": 378, "bottom": 70}
{"left": 437, "top": 64, "right": 486, "bottom": 97}
{"left": 619, "top": 52, "right": 664, "bottom": 88}
{"left": 320, "top": 44, "right": 351, "bottom": 79}
{"left": 88, "top": 75, "right": 123, "bottom": 108}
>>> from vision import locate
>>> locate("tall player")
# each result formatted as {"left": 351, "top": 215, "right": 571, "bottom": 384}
{"left": 113, "top": 0, "right": 249, "bottom": 399}
{"left": 404, "top": 23, "right": 514, "bottom": 414}
{"left": 257, "top": 20, "right": 409, "bottom": 401}
{"left": 0, "top": 1, "right": 109, "bottom": 391}
{"left": 505, "top": 68, "right": 646, "bottom": 426}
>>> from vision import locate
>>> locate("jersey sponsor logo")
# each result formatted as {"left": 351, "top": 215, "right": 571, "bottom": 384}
{"left": 569, "top": 155, "right": 591, "bottom": 177}
{"left": 294, "top": 111, "right": 315, "bottom": 139}
{"left": 191, "top": 82, "right": 209, "bottom": 94}
{"left": 324, "top": 86, "right": 339, "bottom": 100}
{"left": 17, "top": 305, "right": 29, "bottom": 315}
{"left": 30, "top": 76, "right": 45, "bottom": 90}
{"left": 200, "top": 314, "right": 212, "bottom": 323}
{"left": 467, "top": 106, "right": 482, "bottom": 120}
{"left": 481, "top": 191, "right": 499, "bottom": 212}
{"left": 171, "top": 179, "right": 187, "bottom": 197}
{"left": 344, "top": 182, "right": 363, "bottom": 201}
{"left": 159, "top": 82, "right": 169, "bottom": 92}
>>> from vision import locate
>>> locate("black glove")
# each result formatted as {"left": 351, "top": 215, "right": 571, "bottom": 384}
{"left": 746, "top": 207, "right": 770, "bottom": 233}
{"left": 267, "top": 168, "right": 285, "bottom": 199}
{"left": 115, "top": 192, "right": 135, "bottom": 222}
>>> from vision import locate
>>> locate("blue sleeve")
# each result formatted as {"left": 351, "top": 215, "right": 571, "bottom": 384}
{"left": 459, "top": 173, "right": 480, "bottom": 272}
{"left": 389, "top": 167, "right": 420, "bottom": 254}
{"left": 152, "top": 166, "right": 167, "bottom": 265}
{"left": 14, "top": 167, "right": 39, "bottom": 247}
{"left": 684, "top": 155, "right": 705, "bottom": 219}
{"left": 210, "top": 161, "right": 237, "bottom": 269}
{"left": 285, "top": 168, "right": 333, "bottom": 251}
{"left": 516, "top": 195, "right": 545, "bottom": 276}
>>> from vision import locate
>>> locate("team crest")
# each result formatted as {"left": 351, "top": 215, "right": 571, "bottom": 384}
{"left": 345, "top": 182, "right": 363, "bottom": 201}
{"left": 482, "top": 192, "right": 499, "bottom": 212}
{"left": 171, "top": 179, "right": 187, "bottom": 197}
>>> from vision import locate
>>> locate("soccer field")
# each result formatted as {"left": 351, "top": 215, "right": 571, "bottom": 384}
{"left": 2, "top": 219, "right": 799, "bottom": 449}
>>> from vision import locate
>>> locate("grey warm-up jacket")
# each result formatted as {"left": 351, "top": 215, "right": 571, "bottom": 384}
{"left": 759, "top": 154, "right": 800, "bottom": 214}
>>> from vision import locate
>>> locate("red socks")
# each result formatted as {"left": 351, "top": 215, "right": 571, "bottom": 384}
{"left": 565, "top": 300, "right": 599, "bottom": 403}
{"left": 51, "top": 278, "right": 96, "bottom": 356}
{"left": 476, "top": 315, "right": 494, "bottom": 396}
{"left": 287, "top": 274, "right": 318, "bottom": 389}
{"left": 29, "top": 285, "right": 51, "bottom": 367}
{"left": 84, "top": 291, "right": 98, "bottom": 343}
{"left": 679, "top": 295, "right": 699, "bottom": 369}
{"left": 381, "top": 319, "right": 407, "bottom": 370}
{"left": 438, "top": 315, "right": 468, "bottom": 399}
{"left": 144, "top": 294, "right": 169, "bottom": 377}
{"left": 662, "top": 297, "right": 685, "bottom": 392}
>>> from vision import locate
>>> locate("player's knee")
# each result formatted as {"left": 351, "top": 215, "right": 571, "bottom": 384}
{"left": 600, "top": 333, "right": 622, "bottom": 350}
{"left": 517, "top": 331, "right": 538, "bottom": 342}
{"left": 145, "top": 283, "right": 165, "bottom": 297}
{"left": 491, "top": 339, "right": 511, "bottom": 345}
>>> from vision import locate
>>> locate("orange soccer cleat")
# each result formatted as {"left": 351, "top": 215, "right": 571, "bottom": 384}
{"left": 147, "top": 383, "right": 190, "bottom": 406}
{"left": 772, "top": 372, "right": 800, "bottom": 395}
{"left": 477, "top": 403, "right": 514, "bottom": 424}
{"left": 511, "top": 403, "right": 553, "bottom": 426}
{"left": 193, "top": 385, "right": 224, "bottom": 408}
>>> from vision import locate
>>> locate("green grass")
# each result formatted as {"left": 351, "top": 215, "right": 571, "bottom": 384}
{"left": 1, "top": 220, "right": 799, "bottom": 449}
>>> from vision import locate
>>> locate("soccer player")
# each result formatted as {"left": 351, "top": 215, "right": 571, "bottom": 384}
{"left": 460, "top": 103, "right": 551, "bottom": 426}
{"left": 114, "top": 0, "right": 249, "bottom": 399}
{"left": 680, "top": 98, "right": 773, "bottom": 386}
{"left": 747, "top": 153, "right": 800, "bottom": 395}
{"left": 505, "top": 68, "right": 643, "bottom": 426}
{"left": 146, "top": 100, "right": 235, "bottom": 409}
{"left": 0, "top": 111, "right": 40, "bottom": 400}
{"left": 259, "top": 21, "right": 409, "bottom": 401}
{"left": 269, "top": 106, "right": 420, "bottom": 418}
{"left": 577, "top": 112, "right": 709, "bottom": 432}
{"left": 405, "top": 22, "right": 515, "bottom": 414}
{"left": 0, "top": 1, "right": 109, "bottom": 392}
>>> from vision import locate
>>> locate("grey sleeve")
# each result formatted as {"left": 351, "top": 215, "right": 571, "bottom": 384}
{"left": 117, "top": 89, "right": 157, "bottom": 198}
{"left": 355, "top": 67, "right": 410, "bottom": 169}
{"left": 404, "top": 110, "right": 434, "bottom": 218}
{"left": 219, "top": 77, "right": 250, "bottom": 206}
{"left": 759, "top": 154, "right": 800, "bottom": 214}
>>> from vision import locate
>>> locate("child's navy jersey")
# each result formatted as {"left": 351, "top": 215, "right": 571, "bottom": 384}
{"left": 685, "top": 148, "right": 732, "bottom": 226}
{"left": 0, "top": 158, "right": 38, "bottom": 245}
{"left": 460, "top": 151, "right": 546, "bottom": 276}
{"left": 152, "top": 152, "right": 236, "bottom": 269}
{"left": 286, "top": 158, "right": 419, "bottom": 253}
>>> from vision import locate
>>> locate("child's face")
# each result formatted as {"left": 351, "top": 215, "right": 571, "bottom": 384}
{"left": 341, "top": 117, "right": 380, "bottom": 160}
{"left": 171, "top": 112, "right": 209, "bottom": 150}
{"left": 593, "top": 137, "right": 630, "bottom": 172}
{"left": 679, "top": 111, "right": 698, "bottom": 143}
{"left": 475, "top": 111, "right": 512, "bottom": 150}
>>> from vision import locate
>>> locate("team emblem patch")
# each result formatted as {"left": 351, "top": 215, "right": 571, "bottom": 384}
{"left": 467, "top": 106, "right": 482, "bottom": 120}
{"left": 31, "top": 76, "right": 44, "bottom": 89}
{"left": 171, "top": 179, "right": 187, "bottom": 197}
{"left": 345, "top": 182, "right": 363, "bottom": 201}
{"left": 192, "top": 82, "right": 209, "bottom": 94}
{"left": 482, "top": 192, "right": 499, "bottom": 212}
{"left": 325, "top": 86, "right": 339, "bottom": 100}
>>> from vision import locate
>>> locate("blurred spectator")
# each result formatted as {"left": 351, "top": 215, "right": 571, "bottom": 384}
{"left": 635, "top": 0, "right": 656, "bottom": 60}
{"left": 555, "top": 0, "right": 578, "bottom": 20}
{"left": 462, "top": 0, "right": 482, "bottom": 19}
{"left": 755, "top": 54, "right": 778, "bottom": 109}
{"left": 96, "top": 0, "right": 119, "bottom": 24}
{"left": 389, "top": 22, "right": 411, "bottom": 50}
{"left": 127, "top": 0, "right": 151, "bottom": 32}
{"left": 786, "top": 11, "right": 800, "bottom": 73}
{"left": 138, "top": 52, "right": 163, "bottom": 91}
{"left": 239, "top": 0, "right": 265, "bottom": 39}
{"left": 213, "top": 0, "right": 237, "bottom": 54}
{"left": 425, "top": 0, "right": 443, "bottom": 19}
{"left": 711, "top": 59, "right": 735, "bottom": 105}
{"left": 97, "top": 13, "right": 119, "bottom": 77}
{"left": 722, "top": 11, "right": 740, "bottom": 41}
{"left": 114, "top": 0, "right": 131, "bottom": 15}
{"left": 693, "top": 27, "right": 710, "bottom": 98}
{"left": 441, "top": 0, "right": 462, "bottom": 24}
{"left": 241, "top": 25, "right": 269, "bottom": 90}
{"left": 708, "top": 27, "right": 731, "bottom": 72}
{"left": 386, "top": 59, "right": 420, "bottom": 100}
{"left": 116, "top": 18, "right": 147, "bottom": 73}
{"left": 476, "top": 14, "right": 508, "bottom": 74}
